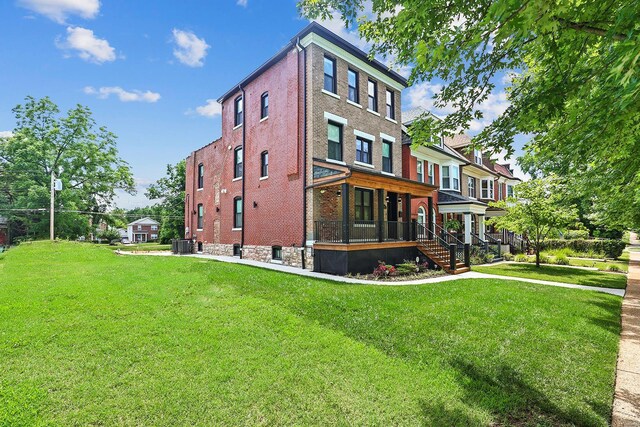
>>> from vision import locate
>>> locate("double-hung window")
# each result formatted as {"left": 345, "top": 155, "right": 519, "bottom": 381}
{"left": 468, "top": 176, "right": 476, "bottom": 198}
{"left": 354, "top": 188, "right": 373, "bottom": 221}
{"left": 197, "top": 163, "right": 204, "bottom": 189}
{"left": 442, "top": 166, "right": 450, "bottom": 189}
{"left": 442, "top": 165, "right": 459, "bottom": 190}
{"left": 355, "top": 136, "right": 372, "bottom": 164}
{"left": 327, "top": 122, "right": 342, "bottom": 161}
{"left": 481, "top": 179, "right": 494, "bottom": 199}
{"left": 323, "top": 56, "right": 336, "bottom": 93}
{"left": 385, "top": 89, "right": 395, "bottom": 119}
{"left": 234, "top": 96, "right": 243, "bottom": 126}
{"left": 233, "top": 197, "right": 242, "bottom": 228}
{"left": 498, "top": 183, "right": 503, "bottom": 200}
{"left": 260, "top": 151, "right": 268, "bottom": 178}
{"left": 507, "top": 184, "right": 514, "bottom": 198}
{"left": 427, "top": 162, "right": 435, "bottom": 185}
{"left": 234, "top": 146, "right": 243, "bottom": 178}
{"left": 367, "top": 79, "right": 377, "bottom": 111}
{"left": 260, "top": 92, "right": 269, "bottom": 119}
{"left": 474, "top": 149, "right": 483, "bottom": 165}
{"left": 347, "top": 69, "right": 359, "bottom": 103}
{"left": 382, "top": 140, "right": 392, "bottom": 173}
{"left": 416, "top": 160, "right": 424, "bottom": 183}
{"left": 452, "top": 165, "right": 460, "bottom": 190}
{"left": 197, "top": 204, "right": 203, "bottom": 229}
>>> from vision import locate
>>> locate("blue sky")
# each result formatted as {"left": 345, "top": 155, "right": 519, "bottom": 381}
{"left": 0, "top": 0, "right": 525, "bottom": 209}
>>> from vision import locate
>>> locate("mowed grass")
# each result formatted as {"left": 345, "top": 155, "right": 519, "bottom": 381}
{"left": 112, "top": 243, "right": 172, "bottom": 252}
{"left": 473, "top": 262, "right": 627, "bottom": 289}
{"left": 0, "top": 242, "right": 622, "bottom": 426}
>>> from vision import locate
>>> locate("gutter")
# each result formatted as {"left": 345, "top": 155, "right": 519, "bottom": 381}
{"left": 240, "top": 84, "right": 246, "bottom": 258}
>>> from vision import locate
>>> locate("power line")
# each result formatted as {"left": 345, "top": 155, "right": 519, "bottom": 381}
{"left": 0, "top": 207, "right": 183, "bottom": 219}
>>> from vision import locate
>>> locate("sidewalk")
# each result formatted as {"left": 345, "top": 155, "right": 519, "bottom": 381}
{"left": 116, "top": 250, "right": 624, "bottom": 295}
{"left": 612, "top": 234, "right": 640, "bottom": 426}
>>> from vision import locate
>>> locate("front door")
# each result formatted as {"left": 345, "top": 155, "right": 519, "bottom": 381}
{"left": 387, "top": 192, "right": 399, "bottom": 239}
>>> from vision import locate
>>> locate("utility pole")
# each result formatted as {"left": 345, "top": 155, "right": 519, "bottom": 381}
{"left": 50, "top": 169, "right": 55, "bottom": 241}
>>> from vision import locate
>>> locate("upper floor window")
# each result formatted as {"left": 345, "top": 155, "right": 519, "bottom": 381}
{"left": 197, "top": 204, "right": 204, "bottom": 229}
{"left": 432, "top": 134, "right": 444, "bottom": 148}
{"left": 197, "top": 163, "right": 204, "bottom": 189}
{"left": 260, "top": 151, "right": 268, "bottom": 177}
{"left": 137, "top": 225, "right": 142, "bottom": 230}
{"left": 507, "top": 184, "right": 514, "bottom": 198}
{"left": 367, "top": 79, "right": 378, "bottom": 112}
{"left": 382, "top": 140, "right": 392, "bottom": 173}
{"left": 498, "top": 182, "right": 503, "bottom": 200}
{"left": 416, "top": 160, "right": 424, "bottom": 183}
{"left": 354, "top": 188, "right": 373, "bottom": 221}
{"left": 428, "top": 162, "right": 435, "bottom": 185}
{"left": 468, "top": 176, "right": 476, "bottom": 198}
{"left": 347, "top": 69, "right": 359, "bottom": 103}
{"left": 385, "top": 89, "right": 395, "bottom": 119}
{"left": 261, "top": 92, "right": 269, "bottom": 119}
{"left": 474, "top": 149, "right": 483, "bottom": 165}
{"left": 234, "top": 146, "right": 243, "bottom": 178}
{"left": 234, "top": 96, "right": 243, "bottom": 126}
{"left": 323, "top": 56, "right": 336, "bottom": 93}
{"left": 233, "top": 197, "right": 242, "bottom": 228}
{"left": 442, "top": 165, "right": 460, "bottom": 191}
{"left": 327, "top": 122, "right": 342, "bottom": 161}
{"left": 151, "top": 225, "right": 158, "bottom": 231}
{"left": 355, "top": 136, "right": 372, "bottom": 164}
{"left": 481, "top": 179, "right": 494, "bottom": 199}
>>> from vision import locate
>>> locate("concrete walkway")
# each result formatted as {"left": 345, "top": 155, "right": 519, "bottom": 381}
{"left": 613, "top": 234, "right": 640, "bottom": 426}
{"left": 116, "top": 250, "right": 624, "bottom": 296}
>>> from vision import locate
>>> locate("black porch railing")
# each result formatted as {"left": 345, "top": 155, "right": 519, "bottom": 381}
{"left": 314, "top": 220, "right": 409, "bottom": 243}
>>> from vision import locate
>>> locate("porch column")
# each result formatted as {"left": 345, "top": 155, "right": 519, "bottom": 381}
{"left": 404, "top": 193, "right": 411, "bottom": 241}
{"left": 464, "top": 212, "right": 472, "bottom": 244}
{"left": 377, "top": 189, "right": 384, "bottom": 242}
{"left": 341, "top": 183, "right": 350, "bottom": 244}
{"left": 427, "top": 196, "right": 434, "bottom": 239}
{"left": 478, "top": 214, "right": 485, "bottom": 240}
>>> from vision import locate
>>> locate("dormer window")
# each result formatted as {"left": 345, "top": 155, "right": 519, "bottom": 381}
{"left": 474, "top": 149, "right": 483, "bottom": 165}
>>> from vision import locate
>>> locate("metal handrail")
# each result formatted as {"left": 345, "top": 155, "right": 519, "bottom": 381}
{"left": 433, "top": 222, "right": 465, "bottom": 247}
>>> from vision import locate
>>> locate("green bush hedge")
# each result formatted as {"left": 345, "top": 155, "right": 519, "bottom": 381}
{"left": 562, "top": 230, "right": 590, "bottom": 240}
{"left": 540, "top": 239, "right": 626, "bottom": 259}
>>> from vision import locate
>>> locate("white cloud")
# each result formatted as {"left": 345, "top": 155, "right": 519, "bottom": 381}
{"left": 0, "top": 131, "right": 13, "bottom": 138}
{"left": 189, "top": 99, "right": 222, "bottom": 118}
{"left": 18, "top": 0, "right": 99, "bottom": 23}
{"left": 56, "top": 26, "right": 116, "bottom": 63}
{"left": 236, "top": 0, "right": 248, "bottom": 7}
{"left": 171, "top": 29, "right": 209, "bottom": 67}
{"left": 84, "top": 86, "right": 161, "bottom": 103}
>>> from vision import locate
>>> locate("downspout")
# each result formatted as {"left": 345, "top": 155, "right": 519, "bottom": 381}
{"left": 296, "top": 36, "right": 307, "bottom": 270}
{"left": 240, "top": 84, "right": 246, "bottom": 258}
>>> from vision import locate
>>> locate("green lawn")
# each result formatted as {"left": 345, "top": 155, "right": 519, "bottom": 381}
{"left": 473, "top": 263, "right": 627, "bottom": 289}
{"left": 113, "top": 242, "right": 172, "bottom": 252}
{"left": 0, "top": 242, "right": 622, "bottom": 426}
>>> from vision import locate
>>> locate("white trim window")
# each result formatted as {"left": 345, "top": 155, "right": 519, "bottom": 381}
{"left": 507, "top": 184, "right": 514, "bottom": 198}
{"left": 416, "top": 160, "right": 424, "bottom": 183}
{"left": 427, "top": 162, "right": 434, "bottom": 185}
{"left": 474, "top": 149, "right": 483, "bottom": 165}
{"left": 467, "top": 176, "right": 476, "bottom": 198}
{"left": 481, "top": 179, "right": 495, "bottom": 199}
{"left": 442, "top": 165, "right": 460, "bottom": 191}
{"left": 431, "top": 134, "right": 444, "bottom": 148}
{"left": 498, "top": 183, "right": 503, "bottom": 200}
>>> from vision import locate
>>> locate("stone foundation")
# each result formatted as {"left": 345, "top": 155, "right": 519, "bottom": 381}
{"left": 203, "top": 243, "right": 312, "bottom": 270}
{"left": 202, "top": 243, "right": 235, "bottom": 256}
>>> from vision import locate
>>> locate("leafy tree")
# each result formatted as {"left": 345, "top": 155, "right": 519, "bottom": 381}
{"left": 145, "top": 160, "right": 186, "bottom": 243}
{"left": 488, "top": 176, "right": 578, "bottom": 267}
{"left": 299, "top": 0, "right": 640, "bottom": 228}
{"left": 0, "top": 96, "right": 135, "bottom": 240}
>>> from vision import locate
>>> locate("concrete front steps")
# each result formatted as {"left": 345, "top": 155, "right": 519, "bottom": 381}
{"left": 417, "top": 240, "right": 470, "bottom": 275}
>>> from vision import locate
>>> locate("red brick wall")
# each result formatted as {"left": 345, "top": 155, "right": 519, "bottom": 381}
{"left": 0, "top": 229, "right": 7, "bottom": 245}
{"left": 185, "top": 48, "right": 305, "bottom": 248}
{"left": 400, "top": 144, "right": 439, "bottom": 222}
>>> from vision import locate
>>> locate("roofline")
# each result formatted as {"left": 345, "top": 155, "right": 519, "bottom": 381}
{"left": 217, "top": 22, "right": 408, "bottom": 104}
{"left": 186, "top": 137, "right": 222, "bottom": 159}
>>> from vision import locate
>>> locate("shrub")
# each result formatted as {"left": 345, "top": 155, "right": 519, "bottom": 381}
{"left": 555, "top": 255, "right": 570, "bottom": 265}
{"left": 539, "top": 239, "right": 626, "bottom": 259}
{"left": 97, "top": 229, "right": 122, "bottom": 242}
{"left": 372, "top": 261, "right": 396, "bottom": 278}
{"left": 396, "top": 263, "right": 419, "bottom": 275}
{"left": 563, "top": 230, "right": 589, "bottom": 240}
{"left": 502, "top": 252, "right": 514, "bottom": 261}
{"left": 514, "top": 254, "right": 528, "bottom": 262}
{"left": 607, "top": 264, "right": 621, "bottom": 272}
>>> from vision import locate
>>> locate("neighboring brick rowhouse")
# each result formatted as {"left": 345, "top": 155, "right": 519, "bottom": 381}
{"left": 401, "top": 143, "right": 441, "bottom": 225}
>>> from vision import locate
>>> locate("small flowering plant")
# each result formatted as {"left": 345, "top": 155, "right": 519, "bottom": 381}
{"left": 372, "top": 260, "right": 396, "bottom": 278}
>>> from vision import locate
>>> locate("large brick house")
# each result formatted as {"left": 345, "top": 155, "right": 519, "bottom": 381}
{"left": 127, "top": 217, "right": 160, "bottom": 243}
{"left": 185, "top": 23, "right": 451, "bottom": 275}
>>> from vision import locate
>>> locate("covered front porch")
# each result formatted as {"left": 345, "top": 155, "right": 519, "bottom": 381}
{"left": 311, "top": 161, "right": 437, "bottom": 274}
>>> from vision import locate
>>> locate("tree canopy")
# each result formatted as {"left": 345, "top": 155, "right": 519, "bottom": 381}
{"left": 145, "top": 160, "right": 186, "bottom": 243}
{"left": 0, "top": 96, "right": 135, "bottom": 240}
{"left": 299, "top": 0, "right": 640, "bottom": 228}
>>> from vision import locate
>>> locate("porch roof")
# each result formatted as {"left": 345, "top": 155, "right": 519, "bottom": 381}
{"left": 311, "top": 159, "right": 437, "bottom": 198}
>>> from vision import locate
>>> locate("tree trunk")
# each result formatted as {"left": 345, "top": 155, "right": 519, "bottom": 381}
{"left": 535, "top": 247, "right": 540, "bottom": 267}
